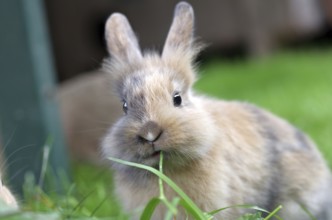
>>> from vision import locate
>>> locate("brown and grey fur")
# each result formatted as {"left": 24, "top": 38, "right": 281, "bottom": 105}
{"left": 0, "top": 144, "right": 18, "bottom": 208}
{"left": 102, "top": 2, "right": 332, "bottom": 219}
{"left": 0, "top": 177, "right": 18, "bottom": 208}
{"left": 56, "top": 70, "right": 122, "bottom": 164}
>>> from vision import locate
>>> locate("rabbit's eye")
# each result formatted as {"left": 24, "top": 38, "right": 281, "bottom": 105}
{"left": 123, "top": 101, "right": 128, "bottom": 114}
{"left": 173, "top": 93, "right": 182, "bottom": 107}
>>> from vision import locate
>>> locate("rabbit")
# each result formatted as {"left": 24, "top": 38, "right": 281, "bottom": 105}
{"left": 56, "top": 69, "right": 122, "bottom": 164}
{"left": 0, "top": 176, "right": 18, "bottom": 209}
{"left": 0, "top": 148, "right": 18, "bottom": 209}
{"left": 101, "top": 2, "right": 332, "bottom": 219}
{"left": 0, "top": 150, "right": 18, "bottom": 208}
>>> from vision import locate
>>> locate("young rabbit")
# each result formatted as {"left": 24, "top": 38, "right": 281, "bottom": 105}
{"left": 102, "top": 2, "right": 332, "bottom": 219}
{"left": 57, "top": 70, "right": 122, "bottom": 164}
{"left": 0, "top": 176, "right": 18, "bottom": 209}
{"left": 0, "top": 151, "right": 18, "bottom": 208}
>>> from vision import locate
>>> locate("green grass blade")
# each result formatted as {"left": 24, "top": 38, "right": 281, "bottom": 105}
{"left": 108, "top": 156, "right": 207, "bottom": 220}
{"left": 263, "top": 205, "right": 282, "bottom": 220}
{"left": 89, "top": 196, "right": 108, "bottom": 217}
{"left": 69, "top": 189, "right": 96, "bottom": 216}
{"left": 237, "top": 212, "right": 263, "bottom": 220}
{"left": 178, "top": 199, "right": 214, "bottom": 220}
{"left": 208, "top": 204, "right": 269, "bottom": 216}
{"left": 161, "top": 198, "right": 178, "bottom": 216}
{"left": 38, "top": 136, "right": 52, "bottom": 189}
{"left": 164, "top": 197, "right": 180, "bottom": 220}
{"left": 299, "top": 204, "right": 317, "bottom": 220}
{"left": 159, "top": 153, "right": 164, "bottom": 198}
{"left": 140, "top": 198, "right": 161, "bottom": 220}
{"left": 209, "top": 204, "right": 283, "bottom": 220}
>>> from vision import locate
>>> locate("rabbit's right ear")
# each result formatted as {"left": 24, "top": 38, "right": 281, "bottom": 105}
{"left": 105, "top": 13, "right": 142, "bottom": 63}
{"left": 162, "top": 2, "right": 195, "bottom": 60}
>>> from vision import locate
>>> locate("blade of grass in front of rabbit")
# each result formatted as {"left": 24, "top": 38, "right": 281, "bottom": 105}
{"left": 158, "top": 152, "right": 177, "bottom": 215}
{"left": 208, "top": 204, "right": 282, "bottom": 220}
{"left": 263, "top": 205, "right": 282, "bottom": 220}
{"left": 208, "top": 204, "right": 269, "bottom": 216}
{"left": 140, "top": 152, "right": 178, "bottom": 220}
{"left": 140, "top": 197, "right": 162, "bottom": 220}
{"left": 108, "top": 156, "right": 207, "bottom": 219}
{"left": 164, "top": 197, "right": 181, "bottom": 220}
{"left": 299, "top": 204, "right": 317, "bottom": 220}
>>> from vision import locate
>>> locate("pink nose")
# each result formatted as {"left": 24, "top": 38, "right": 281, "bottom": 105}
{"left": 137, "top": 121, "right": 163, "bottom": 143}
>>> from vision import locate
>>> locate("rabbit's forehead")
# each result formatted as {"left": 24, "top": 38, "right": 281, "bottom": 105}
{"left": 123, "top": 69, "right": 183, "bottom": 99}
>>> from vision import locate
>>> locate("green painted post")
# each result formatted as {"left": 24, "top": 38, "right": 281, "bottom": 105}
{"left": 0, "top": 0, "right": 69, "bottom": 195}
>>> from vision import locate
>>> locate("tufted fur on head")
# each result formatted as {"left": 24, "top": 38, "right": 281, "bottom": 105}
{"left": 103, "top": 2, "right": 202, "bottom": 97}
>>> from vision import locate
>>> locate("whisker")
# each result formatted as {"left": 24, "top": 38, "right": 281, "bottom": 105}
{"left": 1, "top": 127, "right": 17, "bottom": 153}
{"left": 7, "top": 164, "right": 29, "bottom": 183}
{"left": 0, "top": 144, "right": 36, "bottom": 176}
{"left": 5, "top": 156, "right": 36, "bottom": 173}
{"left": 69, "top": 127, "right": 109, "bottom": 134}
{"left": 5, "top": 144, "right": 35, "bottom": 164}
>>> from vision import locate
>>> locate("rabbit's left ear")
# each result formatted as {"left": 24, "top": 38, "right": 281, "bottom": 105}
{"left": 105, "top": 13, "right": 142, "bottom": 63}
{"left": 162, "top": 2, "right": 195, "bottom": 59}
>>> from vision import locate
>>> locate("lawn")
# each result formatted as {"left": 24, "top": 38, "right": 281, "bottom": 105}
{"left": 2, "top": 47, "right": 332, "bottom": 219}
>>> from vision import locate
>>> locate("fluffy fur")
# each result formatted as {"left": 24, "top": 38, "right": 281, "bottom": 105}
{"left": 0, "top": 177, "right": 18, "bottom": 208}
{"left": 102, "top": 2, "right": 332, "bottom": 219}
{"left": 0, "top": 145, "right": 18, "bottom": 208}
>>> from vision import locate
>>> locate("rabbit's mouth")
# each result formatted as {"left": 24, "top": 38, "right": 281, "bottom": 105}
{"left": 135, "top": 149, "right": 163, "bottom": 166}
{"left": 139, "top": 142, "right": 163, "bottom": 159}
{"left": 151, "top": 150, "right": 161, "bottom": 157}
{"left": 142, "top": 150, "right": 161, "bottom": 160}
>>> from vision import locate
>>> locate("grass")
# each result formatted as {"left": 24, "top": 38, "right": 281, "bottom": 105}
{"left": 1, "top": 47, "right": 332, "bottom": 219}
{"left": 107, "top": 153, "right": 284, "bottom": 219}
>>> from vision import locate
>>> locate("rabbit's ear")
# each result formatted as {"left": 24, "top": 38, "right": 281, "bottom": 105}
{"left": 105, "top": 13, "right": 142, "bottom": 63}
{"left": 162, "top": 2, "right": 195, "bottom": 59}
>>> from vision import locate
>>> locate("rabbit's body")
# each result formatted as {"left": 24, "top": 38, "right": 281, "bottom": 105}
{"left": 102, "top": 2, "right": 332, "bottom": 219}
{"left": 108, "top": 99, "right": 332, "bottom": 219}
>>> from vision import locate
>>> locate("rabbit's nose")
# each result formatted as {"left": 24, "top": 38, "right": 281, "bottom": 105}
{"left": 137, "top": 121, "right": 163, "bottom": 143}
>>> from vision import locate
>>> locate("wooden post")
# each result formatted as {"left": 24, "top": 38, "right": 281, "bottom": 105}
{"left": 0, "top": 0, "right": 69, "bottom": 195}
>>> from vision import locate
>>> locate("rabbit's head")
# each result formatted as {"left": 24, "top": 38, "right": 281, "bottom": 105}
{"left": 102, "top": 2, "right": 216, "bottom": 173}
